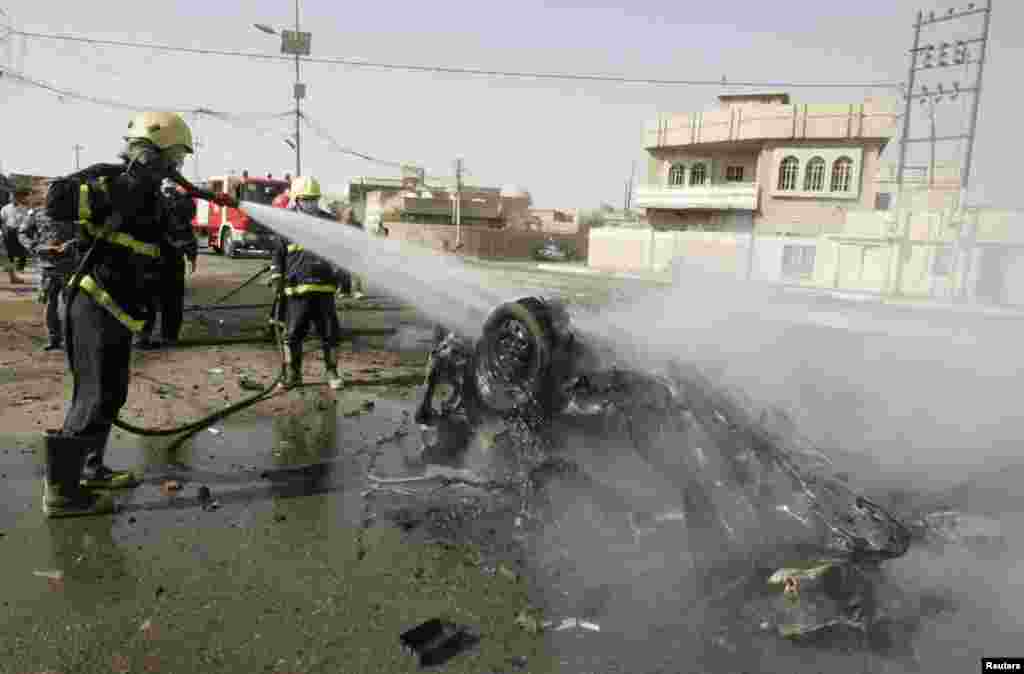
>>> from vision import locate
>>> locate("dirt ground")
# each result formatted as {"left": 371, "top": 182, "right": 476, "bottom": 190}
{"left": 0, "top": 255, "right": 426, "bottom": 436}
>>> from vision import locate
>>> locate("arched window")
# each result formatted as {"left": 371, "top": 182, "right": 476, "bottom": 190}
{"left": 668, "top": 163, "right": 686, "bottom": 187}
{"left": 689, "top": 163, "right": 707, "bottom": 186}
{"left": 831, "top": 157, "right": 854, "bottom": 192}
{"left": 804, "top": 157, "right": 826, "bottom": 191}
{"left": 777, "top": 156, "right": 799, "bottom": 191}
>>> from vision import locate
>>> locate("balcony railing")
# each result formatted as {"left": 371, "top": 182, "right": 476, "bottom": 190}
{"left": 634, "top": 182, "right": 759, "bottom": 211}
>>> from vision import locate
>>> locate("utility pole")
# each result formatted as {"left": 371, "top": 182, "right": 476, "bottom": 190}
{"left": 293, "top": 0, "right": 302, "bottom": 179}
{"left": 622, "top": 159, "right": 630, "bottom": 209}
{"left": 192, "top": 112, "right": 202, "bottom": 182}
{"left": 72, "top": 144, "right": 83, "bottom": 170}
{"left": 957, "top": 0, "right": 992, "bottom": 301}
{"left": 927, "top": 99, "right": 937, "bottom": 188}
{"left": 453, "top": 156, "right": 464, "bottom": 250}
{"left": 258, "top": 3, "right": 310, "bottom": 179}
{"left": 895, "top": 11, "right": 922, "bottom": 194}
{"left": 893, "top": 1, "right": 991, "bottom": 300}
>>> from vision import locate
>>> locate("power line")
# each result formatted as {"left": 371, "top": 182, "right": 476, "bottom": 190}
{"left": 1, "top": 65, "right": 292, "bottom": 118}
{"left": 14, "top": 29, "right": 902, "bottom": 90}
{"left": 300, "top": 113, "right": 418, "bottom": 173}
{"left": 1, "top": 63, "right": 415, "bottom": 174}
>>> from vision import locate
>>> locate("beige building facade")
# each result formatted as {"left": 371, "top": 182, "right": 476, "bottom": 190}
{"left": 638, "top": 93, "right": 899, "bottom": 236}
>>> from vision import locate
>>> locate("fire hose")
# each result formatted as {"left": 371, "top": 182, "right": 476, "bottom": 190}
{"left": 59, "top": 172, "right": 299, "bottom": 440}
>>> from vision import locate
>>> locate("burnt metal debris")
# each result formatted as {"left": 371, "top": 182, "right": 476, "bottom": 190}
{"left": 411, "top": 295, "right": 963, "bottom": 657}
{"left": 399, "top": 617, "right": 480, "bottom": 668}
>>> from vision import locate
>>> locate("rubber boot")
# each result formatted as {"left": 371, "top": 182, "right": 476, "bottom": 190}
{"left": 278, "top": 345, "right": 303, "bottom": 390}
{"left": 42, "top": 430, "right": 117, "bottom": 518}
{"left": 80, "top": 431, "right": 140, "bottom": 489}
{"left": 324, "top": 347, "right": 344, "bottom": 390}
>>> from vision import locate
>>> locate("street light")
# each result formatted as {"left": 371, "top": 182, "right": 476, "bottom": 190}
{"left": 254, "top": 1, "right": 311, "bottom": 179}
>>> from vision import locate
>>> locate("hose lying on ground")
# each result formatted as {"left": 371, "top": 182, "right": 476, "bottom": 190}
{"left": 63, "top": 239, "right": 407, "bottom": 439}
{"left": 201, "top": 265, "right": 270, "bottom": 306}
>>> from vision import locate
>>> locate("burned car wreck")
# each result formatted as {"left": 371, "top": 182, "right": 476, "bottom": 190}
{"left": 412, "top": 296, "right": 960, "bottom": 659}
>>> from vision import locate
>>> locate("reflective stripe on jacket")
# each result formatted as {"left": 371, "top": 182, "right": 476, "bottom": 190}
{"left": 284, "top": 283, "right": 337, "bottom": 296}
{"left": 81, "top": 220, "right": 160, "bottom": 258}
{"left": 273, "top": 235, "right": 345, "bottom": 295}
{"left": 70, "top": 274, "right": 146, "bottom": 333}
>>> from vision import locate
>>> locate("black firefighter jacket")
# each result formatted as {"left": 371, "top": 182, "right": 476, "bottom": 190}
{"left": 269, "top": 206, "right": 351, "bottom": 297}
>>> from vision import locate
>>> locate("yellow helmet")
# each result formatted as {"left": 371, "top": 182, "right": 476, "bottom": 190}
{"left": 125, "top": 112, "right": 194, "bottom": 153}
{"left": 291, "top": 176, "right": 321, "bottom": 200}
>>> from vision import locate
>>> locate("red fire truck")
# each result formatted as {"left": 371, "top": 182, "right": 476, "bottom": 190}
{"left": 192, "top": 173, "right": 290, "bottom": 257}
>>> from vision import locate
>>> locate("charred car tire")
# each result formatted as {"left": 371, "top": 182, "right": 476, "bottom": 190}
{"left": 473, "top": 298, "right": 556, "bottom": 415}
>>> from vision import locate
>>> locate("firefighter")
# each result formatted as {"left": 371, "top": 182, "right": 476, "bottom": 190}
{"left": 17, "top": 202, "right": 80, "bottom": 351}
{"left": 44, "top": 111, "right": 235, "bottom": 518}
{"left": 268, "top": 176, "right": 350, "bottom": 390}
{"left": 136, "top": 181, "right": 199, "bottom": 349}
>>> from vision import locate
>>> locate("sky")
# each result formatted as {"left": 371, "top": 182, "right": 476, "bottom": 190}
{"left": 1, "top": 0, "right": 1021, "bottom": 209}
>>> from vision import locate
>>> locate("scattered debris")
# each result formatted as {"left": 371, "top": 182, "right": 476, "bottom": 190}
{"left": 239, "top": 376, "right": 264, "bottom": 391}
{"left": 161, "top": 480, "right": 182, "bottom": 494}
{"left": 33, "top": 569, "right": 65, "bottom": 591}
{"left": 33, "top": 569, "right": 63, "bottom": 581}
{"left": 362, "top": 400, "right": 376, "bottom": 410}
{"left": 552, "top": 618, "right": 601, "bottom": 632}
{"left": 111, "top": 653, "right": 131, "bottom": 673}
{"left": 514, "top": 607, "right": 546, "bottom": 635}
{"left": 208, "top": 427, "right": 222, "bottom": 436}
{"left": 509, "top": 655, "right": 529, "bottom": 670}
{"left": 399, "top": 618, "right": 480, "bottom": 668}
{"left": 197, "top": 485, "right": 220, "bottom": 511}
{"left": 208, "top": 368, "right": 224, "bottom": 375}
{"left": 497, "top": 564, "right": 518, "bottom": 583}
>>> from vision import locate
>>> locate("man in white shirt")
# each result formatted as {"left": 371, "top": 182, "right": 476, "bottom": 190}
{"left": 0, "top": 179, "right": 29, "bottom": 284}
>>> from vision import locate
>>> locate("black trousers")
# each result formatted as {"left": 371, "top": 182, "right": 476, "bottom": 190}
{"left": 285, "top": 292, "right": 341, "bottom": 351}
{"left": 3, "top": 228, "right": 27, "bottom": 269}
{"left": 40, "top": 272, "right": 67, "bottom": 343}
{"left": 62, "top": 292, "right": 133, "bottom": 445}
{"left": 140, "top": 260, "right": 186, "bottom": 342}
{"left": 159, "top": 265, "right": 186, "bottom": 342}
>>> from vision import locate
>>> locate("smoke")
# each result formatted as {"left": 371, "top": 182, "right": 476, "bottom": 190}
{"left": 573, "top": 261, "right": 1024, "bottom": 485}
{"left": 249, "top": 203, "right": 1023, "bottom": 670}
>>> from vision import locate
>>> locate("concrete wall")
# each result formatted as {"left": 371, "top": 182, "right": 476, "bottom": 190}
{"left": 589, "top": 208, "right": 1024, "bottom": 307}
{"left": 644, "top": 98, "right": 899, "bottom": 149}
{"left": 589, "top": 228, "right": 755, "bottom": 276}
{"left": 382, "top": 220, "right": 588, "bottom": 261}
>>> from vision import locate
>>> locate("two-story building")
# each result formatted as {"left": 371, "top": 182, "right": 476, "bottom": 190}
{"left": 636, "top": 93, "right": 899, "bottom": 236}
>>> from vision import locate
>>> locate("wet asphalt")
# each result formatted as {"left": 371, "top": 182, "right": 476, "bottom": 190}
{"left": 4, "top": 384, "right": 1023, "bottom": 674}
